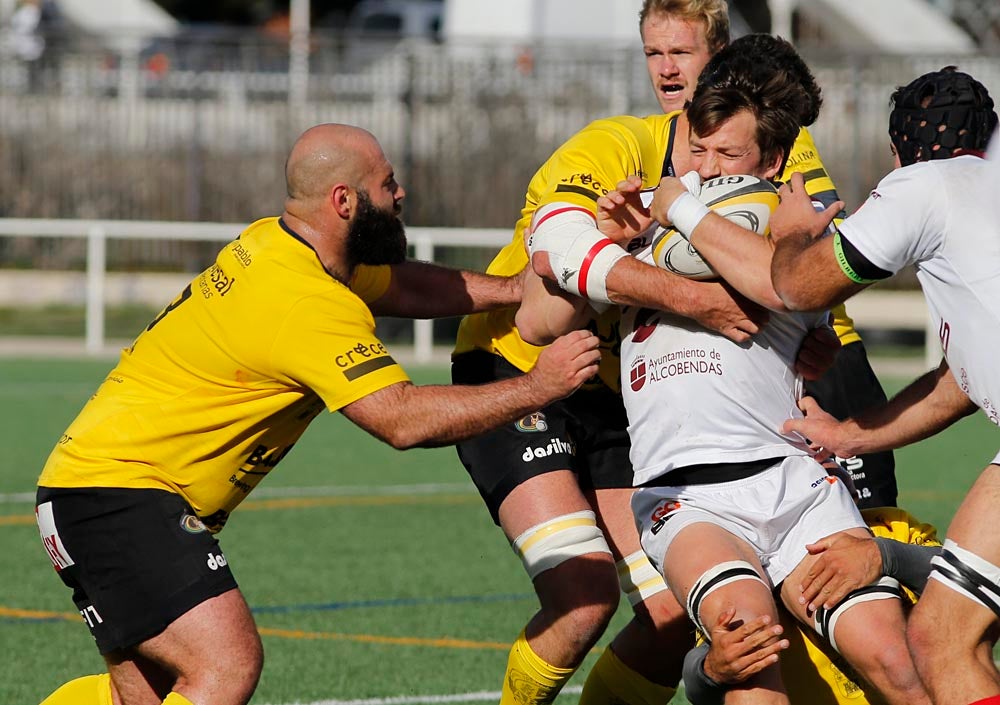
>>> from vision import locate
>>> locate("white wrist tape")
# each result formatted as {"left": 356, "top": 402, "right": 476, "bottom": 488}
{"left": 679, "top": 169, "right": 703, "bottom": 195}
{"left": 667, "top": 192, "right": 711, "bottom": 240}
{"left": 528, "top": 203, "right": 628, "bottom": 304}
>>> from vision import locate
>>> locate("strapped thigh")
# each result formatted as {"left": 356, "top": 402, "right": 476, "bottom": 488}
{"left": 812, "top": 576, "right": 903, "bottom": 652}
{"left": 686, "top": 560, "right": 769, "bottom": 641}
{"left": 511, "top": 510, "right": 611, "bottom": 579}
{"left": 617, "top": 550, "right": 669, "bottom": 606}
{"left": 929, "top": 539, "right": 1000, "bottom": 618}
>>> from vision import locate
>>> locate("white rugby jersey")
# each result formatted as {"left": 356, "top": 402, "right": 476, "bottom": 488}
{"left": 838, "top": 156, "right": 1000, "bottom": 425}
{"left": 621, "top": 248, "right": 829, "bottom": 485}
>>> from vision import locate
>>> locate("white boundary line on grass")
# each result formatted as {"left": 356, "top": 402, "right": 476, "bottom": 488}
{"left": 262, "top": 686, "right": 582, "bottom": 705}
{"left": 0, "top": 482, "right": 475, "bottom": 504}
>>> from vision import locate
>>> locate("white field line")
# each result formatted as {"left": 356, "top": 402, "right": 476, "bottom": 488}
{"left": 0, "top": 482, "right": 475, "bottom": 504}
{"left": 262, "top": 686, "right": 582, "bottom": 705}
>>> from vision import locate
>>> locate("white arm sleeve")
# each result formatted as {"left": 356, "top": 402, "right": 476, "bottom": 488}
{"left": 837, "top": 162, "right": 946, "bottom": 273}
{"left": 527, "top": 202, "right": 628, "bottom": 305}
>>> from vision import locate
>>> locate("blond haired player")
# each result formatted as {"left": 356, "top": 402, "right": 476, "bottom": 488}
{"left": 642, "top": 1, "right": 897, "bottom": 508}
{"left": 449, "top": 10, "right": 869, "bottom": 705}
{"left": 34, "top": 124, "right": 602, "bottom": 705}
{"left": 519, "top": 31, "right": 920, "bottom": 701}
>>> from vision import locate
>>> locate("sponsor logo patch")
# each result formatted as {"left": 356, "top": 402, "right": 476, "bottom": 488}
{"left": 521, "top": 437, "right": 575, "bottom": 462}
{"left": 336, "top": 342, "right": 397, "bottom": 380}
{"left": 206, "top": 550, "right": 229, "bottom": 571}
{"left": 630, "top": 357, "right": 647, "bottom": 392}
{"left": 515, "top": 412, "right": 548, "bottom": 433}
{"left": 36, "top": 502, "right": 74, "bottom": 572}
{"left": 180, "top": 514, "right": 208, "bottom": 534}
{"left": 650, "top": 499, "right": 682, "bottom": 536}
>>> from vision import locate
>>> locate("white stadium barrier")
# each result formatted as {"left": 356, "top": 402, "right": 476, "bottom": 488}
{"left": 0, "top": 218, "right": 938, "bottom": 369}
{"left": 0, "top": 219, "right": 509, "bottom": 363}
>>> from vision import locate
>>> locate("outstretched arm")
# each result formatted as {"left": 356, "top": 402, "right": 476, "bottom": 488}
{"left": 515, "top": 268, "right": 595, "bottom": 345}
{"left": 368, "top": 260, "right": 523, "bottom": 318}
{"left": 798, "top": 532, "right": 942, "bottom": 611}
{"left": 783, "top": 359, "right": 979, "bottom": 458}
{"left": 341, "top": 330, "right": 600, "bottom": 448}
{"left": 769, "top": 173, "right": 867, "bottom": 311}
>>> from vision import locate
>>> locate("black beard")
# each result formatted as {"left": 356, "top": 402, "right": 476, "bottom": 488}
{"left": 346, "top": 190, "right": 407, "bottom": 267}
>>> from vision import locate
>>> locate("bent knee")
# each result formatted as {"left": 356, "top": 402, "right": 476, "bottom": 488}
{"left": 183, "top": 635, "right": 263, "bottom": 704}
{"left": 907, "top": 610, "right": 954, "bottom": 668}
{"left": 565, "top": 598, "right": 620, "bottom": 632}
{"left": 856, "top": 639, "right": 922, "bottom": 691}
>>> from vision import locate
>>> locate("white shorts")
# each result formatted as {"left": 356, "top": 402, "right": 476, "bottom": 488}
{"left": 632, "top": 455, "right": 865, "bottom": 587}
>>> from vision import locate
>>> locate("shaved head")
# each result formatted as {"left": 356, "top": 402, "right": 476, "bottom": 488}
{"left": 285, "top": 123, "right": 382, "bottom": 202}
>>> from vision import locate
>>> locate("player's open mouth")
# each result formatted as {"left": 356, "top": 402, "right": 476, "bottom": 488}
{"left": 661, "top": 84, "right": 683, "bottom": 95}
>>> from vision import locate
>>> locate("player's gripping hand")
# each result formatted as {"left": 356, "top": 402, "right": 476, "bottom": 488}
{"left": 798, "top": 532, "right": 882, "bottom": 612}
{"left": 527, "top": 329, "right": 601, "bottom": 401}
{"left": 794, "top": 324, "right": 841, "bottom": 381}
{"left": 782, "top": 396, "right": 858, "bottom": 458}
{"left": 771, "top": 173, "right": 845, "bottom": 244}
{"left": 687, "top": 280, "right": 769, "bottom": 344}
{"left": 596, "top": 175, "right": 653, "bottom": 244}
{"left": 647, "top": 173, "right": 703, "bottom": 229}
{"left": 703, "top": 607, "right": 788, "bottom": 684}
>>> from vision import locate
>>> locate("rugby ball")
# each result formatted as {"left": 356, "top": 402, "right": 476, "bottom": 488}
{"left": 650, "top": 175, "right": 779, "bottom": 280}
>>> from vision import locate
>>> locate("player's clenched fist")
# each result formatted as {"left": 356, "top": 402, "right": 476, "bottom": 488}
{"left": 528, "top": 329, "right": 601, "bottom": 400}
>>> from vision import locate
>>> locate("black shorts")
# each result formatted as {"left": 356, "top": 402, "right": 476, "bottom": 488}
{"left": 452, "top": 351, "right": 632, "bottom": 523}
{"left": 35, "top": 486, "right": 238, "bottom": 655}
{"left": 803, "top": 340, "right": 898, "bottom": 509}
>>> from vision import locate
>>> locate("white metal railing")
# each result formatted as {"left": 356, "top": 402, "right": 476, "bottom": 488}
{"left": 0, "top": 218, "right": 939, "bottom": 369}
{"left": 0, "top": 218, "right": 510, "bottom": 362}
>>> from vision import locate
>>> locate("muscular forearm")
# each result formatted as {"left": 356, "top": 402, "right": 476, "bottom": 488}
{"left": 837, "top": 362, "right": 978, "bottom": 454}
{"left": 515, "top": 270, "right": 594, "bottom": 345}
{"left": 771, "top": 235, "right": 865, "bottom": 312}
{"left": 688, "top": 214, "right": 785, "bottom": 311}
{"left": 875, "top": 539, "right": 942, "bottom": 596}
{"left": 606, "top": 256, "right": 708, "bottom": 313}
{"left": 372, "top": 260, "right": 520, "bottom": 318}
{"left": 376, "top": 376, "right": 559, "bottom": 448}
{"left": 771, "top": 235, "right": 828, "bottom": 310}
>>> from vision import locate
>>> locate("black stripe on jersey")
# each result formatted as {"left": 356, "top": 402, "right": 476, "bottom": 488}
{"left": 836, "top": 230, "right": 893, "bottom": 281}
{"left": 799, "top": 167, "right": 829, "bottom": 182}
{"left": 554, "top": 184, "right": 600, "bottom": 202}
{"left": 343, "top": 355, "right": 398, "bottom": 380}
{"left": 661, "top": 114, "right": 679, "bottom": 179}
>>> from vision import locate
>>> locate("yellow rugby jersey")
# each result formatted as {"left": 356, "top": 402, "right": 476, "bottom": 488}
{"left": 38, "top": 217, "right": 409, "bottom": 531}
{"left": 455, "top": 113, "right": 680, "bottom": 391}
{"left": 777, "top": 127, "right": 860, "bottom": 346}
{"left": 454, "top": 115, "right": 861, "bottom": 390}
{"left": 778, "top": 507, "right": 939, "bottom": 705}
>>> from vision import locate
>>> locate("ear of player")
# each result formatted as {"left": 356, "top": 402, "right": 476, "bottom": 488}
{"left": 652, "top": 175, "right": 779, "bottom": 280}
